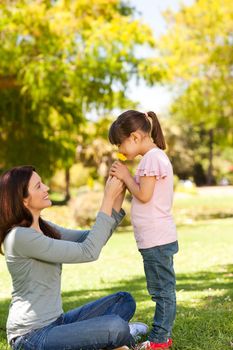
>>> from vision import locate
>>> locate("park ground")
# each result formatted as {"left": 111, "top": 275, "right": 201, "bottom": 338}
{"left": 0, "top": 186, "right": 233, "bottom": 350}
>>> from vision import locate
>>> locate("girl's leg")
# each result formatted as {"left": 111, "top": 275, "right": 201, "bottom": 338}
{"left": 44, "top": 314, "right": 133, "bottom": 350}
{"left": 63, "top": 291, "right": 136, "bottom": 324}
{"left": 140, "top": 241, "right": 178, "bottom": 343}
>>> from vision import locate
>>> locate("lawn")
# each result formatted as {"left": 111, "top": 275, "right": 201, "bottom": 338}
{"left": 0, "top": 188, "right": 233, "bottom": 349}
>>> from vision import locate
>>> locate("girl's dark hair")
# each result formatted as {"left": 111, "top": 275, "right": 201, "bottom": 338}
{"left": 108, "top": 110, "right": 166, "bottom": 150}
{"left": 0, "top": 165, "right": 60, "bottom": 255}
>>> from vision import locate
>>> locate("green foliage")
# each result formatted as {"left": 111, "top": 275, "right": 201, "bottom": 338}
{"left": 49, "top": 163, "right": 91, "bottom": 192}
{"left": 0, "top": 0, "right": 154, "bottom": 176}
{"left": 166, "top": 0, "right": 232, "bottom": 138}
{"left": 145, "top": 0, "right": 233, "bottom": 183}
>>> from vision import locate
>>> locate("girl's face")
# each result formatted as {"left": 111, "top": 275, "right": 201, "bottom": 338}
{"left": 118, "top": 134, "right": 140, "bottom": 160}
{"left": 23, "top": 171, "right": 51, "bottom": 214}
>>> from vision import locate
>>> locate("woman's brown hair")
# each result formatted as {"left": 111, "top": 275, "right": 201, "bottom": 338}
{"left": 0, "top": 165, "right": 60, "bottom": 255}
{"left": 108, "top": 110, "right": 166, "bottom": 150}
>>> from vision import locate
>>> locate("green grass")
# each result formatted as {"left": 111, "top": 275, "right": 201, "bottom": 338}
{"left": 0, "top": 191, "right": 233, "bottom": 349}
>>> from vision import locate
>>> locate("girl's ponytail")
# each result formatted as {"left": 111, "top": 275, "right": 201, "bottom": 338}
{"left": 147, "top": 111, "right": 166, "bottom": 150}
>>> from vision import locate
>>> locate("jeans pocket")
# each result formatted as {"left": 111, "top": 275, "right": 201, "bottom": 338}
{"left": 159, "top": 241, "right": 179, "bottom": 257}
{"left": 12, "top": 336, "right": 24, "bottom": 350}
{"left": 18, "top": 331, "right": 37, "bottom": 350}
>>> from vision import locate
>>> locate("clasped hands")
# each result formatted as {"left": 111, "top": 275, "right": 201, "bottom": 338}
{"left": 109, "top": 161, "right": 131, "bottom": 182}
{"left": 105, "top": 160, "right": 131, "bottom": 201}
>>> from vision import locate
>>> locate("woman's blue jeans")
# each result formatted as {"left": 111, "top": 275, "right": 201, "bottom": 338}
{"left": 139, "top": 241, "right": 178, "bottom": 343}
{"left": 11, "top": 292, "right": 136, "bottom": 350}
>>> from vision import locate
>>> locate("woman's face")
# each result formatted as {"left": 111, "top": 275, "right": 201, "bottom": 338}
{"left": 23, "top": 171, "right": 51, "bottom": 213}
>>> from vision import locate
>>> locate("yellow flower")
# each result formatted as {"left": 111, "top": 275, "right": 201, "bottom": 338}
{"left": 116, "top": 152, "right": 127, "bottom": 161}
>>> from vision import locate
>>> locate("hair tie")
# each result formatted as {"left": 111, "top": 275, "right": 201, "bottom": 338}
{"left": 144, "top": 112, "right": 153, "bottom": 136}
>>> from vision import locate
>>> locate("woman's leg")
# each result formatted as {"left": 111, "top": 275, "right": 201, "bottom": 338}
{"left": 12, "top": 292, "right": 136, "bottom": 350}
{"left": 63, "top": 291, "right": 136, "bottom": 324}
{"left": 44, "top": 314, "right": 132, "bottom": 350}
{"left": 43, "top": 292, "right": 136, "bottom": 350}
{"left": 140, "top": 241, "right": 178, "bottom": 343}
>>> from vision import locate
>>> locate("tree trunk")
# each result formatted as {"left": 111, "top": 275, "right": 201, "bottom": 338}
{"left": 207, "top": 129, "right": 214, "bottom": 185}
{"left": 0, "top": 76, "right": 19, "bottom": 89}
{"left": 65, "top": 167, "right": 71, "bottom": 201}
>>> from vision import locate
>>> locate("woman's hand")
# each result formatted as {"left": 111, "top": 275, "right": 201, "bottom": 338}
{"left": 104, "top": 176, "right": 125, "bottom": 201}
{"left": 112, "top": 179, "right": 126, "bottom": 212}
{"left": 100, "top": 176, "right": 125, "bottom": 216}
{"left": 109, "top": 161, "right": 131, "bottom": 182}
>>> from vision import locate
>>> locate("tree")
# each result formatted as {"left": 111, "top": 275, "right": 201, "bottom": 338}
{"left": 141, "top": 0, "right": 233, "bottom": 184}
{"left": 0, "top": 0, "right": 154, "bottom": 181}
{"left": 76, "top": 116, "right": 116, "bottom": 183}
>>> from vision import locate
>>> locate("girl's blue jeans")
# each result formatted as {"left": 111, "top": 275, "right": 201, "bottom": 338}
{"left": 11, "top": 292, "right": 136, "bottom": 350}
{"left": 139, "top": 240, "right": 179, "bottom": 343}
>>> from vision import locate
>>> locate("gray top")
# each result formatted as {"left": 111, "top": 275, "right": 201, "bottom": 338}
{"left": 3, "top": 209, "right": 125, "bottom": 343}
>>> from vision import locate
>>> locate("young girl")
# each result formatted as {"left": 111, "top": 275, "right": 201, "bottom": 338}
{"left": 109, "top": 110, "right": 178, "bottom": 350}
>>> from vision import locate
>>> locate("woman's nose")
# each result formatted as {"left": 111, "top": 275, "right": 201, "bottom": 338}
{"left": 43, "top": 184, "right": 50, "bottom": 192}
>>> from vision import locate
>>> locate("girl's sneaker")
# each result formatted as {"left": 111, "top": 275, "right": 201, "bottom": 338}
{"left": 140, "top": 338, "right": 172, "bottom": 349}
{"left": 129, "top": 322, "right": 149, "bottom": 340}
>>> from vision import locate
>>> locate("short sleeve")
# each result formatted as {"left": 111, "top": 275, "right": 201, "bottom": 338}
{"left": 136, "top": 150, "right": 169, "bottom": 180}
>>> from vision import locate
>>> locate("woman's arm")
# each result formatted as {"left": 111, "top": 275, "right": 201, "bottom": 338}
{"left": 99, "top": 176, "right": 125, "bottom": 215}
{"left": 47, "top": 222, "right": 90, "bottom": 242}
{"left": 48, "top": 210, "right": 125, "bottom": 243}
{"left": 12, "top": 177, "right": 125, "bottom": 264}
{"left": 112, "top": 184, "right": 126, "bottom": 212}
{"left": 47, "top": 180, "right": 126, "bottom": 242}
{"left": 13, "top": 214, "right": 114, "bottom": 263}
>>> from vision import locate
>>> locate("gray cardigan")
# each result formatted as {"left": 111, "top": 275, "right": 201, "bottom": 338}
{"left": 3, "top": 209, "right": 125, "bottom": 343}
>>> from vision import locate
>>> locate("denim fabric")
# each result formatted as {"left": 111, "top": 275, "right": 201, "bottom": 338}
{"left": 139, "top": 241, "right": 178, "bottom": 343}
{"left": 11, "top": 292, "right": 136, "bottom": 350}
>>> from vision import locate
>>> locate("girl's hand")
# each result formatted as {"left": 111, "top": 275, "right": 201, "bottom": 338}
{"left": 109, "top": 161, "right": 131, "bottom": 182}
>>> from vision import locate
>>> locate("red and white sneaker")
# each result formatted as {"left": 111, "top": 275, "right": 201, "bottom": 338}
{"left": 140, "top": 338, "right": 172, "bottom": 349}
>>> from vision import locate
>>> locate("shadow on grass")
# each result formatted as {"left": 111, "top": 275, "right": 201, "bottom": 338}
{"left": 0, "top": 264, "right": 232, "bottom": 350}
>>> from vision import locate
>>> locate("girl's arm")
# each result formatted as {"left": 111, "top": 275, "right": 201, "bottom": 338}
{"left": 125, "top": 175, "right": 156, "bottom": 203}
{"left": 110, "top": 161, "right": 156, "bottom": 203}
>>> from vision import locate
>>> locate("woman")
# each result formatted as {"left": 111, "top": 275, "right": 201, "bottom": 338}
{"left": 0, "top": 166, "right": 147, "bottom": 350}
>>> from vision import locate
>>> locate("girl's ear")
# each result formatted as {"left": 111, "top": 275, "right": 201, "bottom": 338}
{"left": 130, "top": 131, "right": 142, "bottom": 143}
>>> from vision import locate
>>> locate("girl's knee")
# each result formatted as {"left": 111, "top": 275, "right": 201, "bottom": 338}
{"left": 150, "top": 288, "right": 176, "bottom": 302}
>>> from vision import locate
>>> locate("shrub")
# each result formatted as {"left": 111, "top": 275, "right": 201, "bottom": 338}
{"left": 73, "top": 189, "right": 132, "bottom": 227}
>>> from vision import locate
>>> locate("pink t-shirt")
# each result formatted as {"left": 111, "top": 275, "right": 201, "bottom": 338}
{"left": 131, "top": 148, "right": 177, "bottom": 249}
